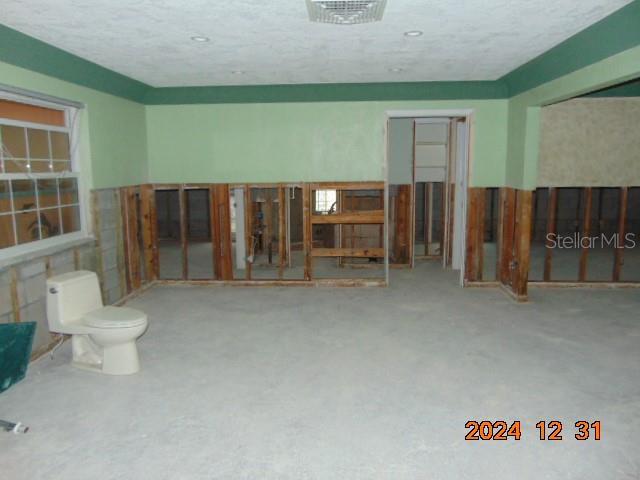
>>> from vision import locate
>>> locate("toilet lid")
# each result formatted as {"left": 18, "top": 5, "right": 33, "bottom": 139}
{"left": 83, "top": 306, "right": 147, "bottom": 329}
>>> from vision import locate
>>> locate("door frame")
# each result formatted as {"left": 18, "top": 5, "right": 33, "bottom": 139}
{"left": 384, "top": 109, "right": 475, "bottom": 286}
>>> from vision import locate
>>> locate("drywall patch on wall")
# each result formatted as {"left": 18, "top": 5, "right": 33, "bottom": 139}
{"left": 537, "top": 98, "right": 640, "bottom": 186}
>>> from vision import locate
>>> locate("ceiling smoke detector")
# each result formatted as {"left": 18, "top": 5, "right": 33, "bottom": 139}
{"left": 306, "top": 0, "right": 387, "bottom": 25}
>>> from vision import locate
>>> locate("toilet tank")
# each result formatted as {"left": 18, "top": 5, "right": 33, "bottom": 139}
{"left": 46, "top": 270, "right": 103, "bottom": 330}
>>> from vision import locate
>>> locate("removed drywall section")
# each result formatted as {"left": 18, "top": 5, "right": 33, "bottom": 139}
{"left": 537, "top": 98, "right": 640, "bottom": 186}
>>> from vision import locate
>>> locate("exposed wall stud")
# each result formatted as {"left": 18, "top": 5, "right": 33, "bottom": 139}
{"left": 578, "top": 187, "right": 593, "bottom": 281}
{"left": 613, "top": 187, "right": 628, "bottom": 282}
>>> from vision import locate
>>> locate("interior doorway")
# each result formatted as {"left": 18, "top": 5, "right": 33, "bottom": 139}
{"left": 386, "top": 110, "right": 472, "bottom": 285}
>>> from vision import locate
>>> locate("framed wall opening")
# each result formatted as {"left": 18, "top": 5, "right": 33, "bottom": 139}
{"left": 385, "top": 109, "right": 473, "bottom": 286}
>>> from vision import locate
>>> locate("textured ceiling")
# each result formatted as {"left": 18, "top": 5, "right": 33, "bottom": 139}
{"left": 0, "top": 0, "right": 632, "bottom": 87}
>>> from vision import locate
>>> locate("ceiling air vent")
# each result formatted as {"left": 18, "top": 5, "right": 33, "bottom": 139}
{"left": 306, "top": 0, "right": 387, "bottom": 25}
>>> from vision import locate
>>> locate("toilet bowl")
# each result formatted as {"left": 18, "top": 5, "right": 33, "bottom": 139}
{"left": 46, "top": 271, "right": 148, "bottom": 375}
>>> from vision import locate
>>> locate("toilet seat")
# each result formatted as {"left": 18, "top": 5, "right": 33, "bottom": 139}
{"left": 83, "top": 306, "right": 147, "bottom": 329}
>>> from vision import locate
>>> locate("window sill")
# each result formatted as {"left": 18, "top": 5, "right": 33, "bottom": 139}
{"left": 0, "top": 234, "right": 95, "bottom": 271}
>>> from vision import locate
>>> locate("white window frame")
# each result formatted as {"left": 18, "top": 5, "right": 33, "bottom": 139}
{"left": 0, "top": 91, "right": 89, "bottom": 262}
{"left": 314, "top": 189, "right": 337, "bottom": 214}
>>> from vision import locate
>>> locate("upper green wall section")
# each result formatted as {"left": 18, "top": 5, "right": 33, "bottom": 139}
{"left": 146, "top": 100, "right": 508, "bottom": 186}
{"left": 501, "top": 0, "right": 640, "bottom": 96}
{"left": 0, "top": 24, "right": 149, "bottom": 102}
{"left": 144, "top": 82, "right": 507, "bottom": 104}
{"left": 0, "top": 60, "right": 148, "bottom": 189}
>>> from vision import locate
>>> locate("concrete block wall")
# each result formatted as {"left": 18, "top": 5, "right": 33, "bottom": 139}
{"left": 0, "top": 242, "right": 97, "bottom": 357}
{"left": 0, "top": 187, "right": 129, "bottom": 358}
{"left": 92, "top": 189, "right": 127, "bottom": 305}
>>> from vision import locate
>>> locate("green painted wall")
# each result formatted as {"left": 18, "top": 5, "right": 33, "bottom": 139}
{"left": 146, "top": 100, "right": 508, "bottom": 186}
{"left": 0, "top": 60, "right": 148, "bottom": 189}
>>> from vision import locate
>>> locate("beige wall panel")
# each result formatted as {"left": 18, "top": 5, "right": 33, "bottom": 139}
{"left": 538, "top": 98, "right": 640, "bottom": 187}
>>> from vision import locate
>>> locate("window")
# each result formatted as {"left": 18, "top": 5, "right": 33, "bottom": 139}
{"left": 315, "top": 189, "right": 336, "bottom": 214}
{"left": 0, "top": 98, "right": 81, "bottom": 251}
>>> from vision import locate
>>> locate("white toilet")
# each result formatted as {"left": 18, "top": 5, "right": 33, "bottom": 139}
{"left": 46, "top": 270, "right": 148, "bottom": 375}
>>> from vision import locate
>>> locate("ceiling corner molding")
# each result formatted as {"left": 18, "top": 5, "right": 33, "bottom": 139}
{"left": 143, "top": 81, "right": 509, "bottom": 105}
{"left": 500, "top": 1, "right": 640, "bottom": 97}
{"left": 0, "top": 23, "right": 150, "bottom": 103}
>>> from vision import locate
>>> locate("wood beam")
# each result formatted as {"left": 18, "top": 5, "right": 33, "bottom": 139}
{"left": 543, "top": 187, "right": 557, "bottom": 281}
{"left": 278, "top": 185, "right": 286, "bottom": 279}
{"left": 179, "top": 186, "right": 188, "bottom": 280}
{"left": 244, "top": 185, "right": 252, "bottom": 280}
{"left": 578, "top": 187, "right": 592, "bottom": 281}
{"left": 464, "top": 188, "right": 485, "bottom": 282}
{"left": 120, "top": 187, "right": 142, "bottom": 291}
{"left": 140, "top": 184, "right": 158, "bottom": 281}
{"left": 302, "top": 184, "right": 313, "bottom": 280}
{"left": 497, "top": 188, "right": 516, "bottom": 286}
{"left": 311, "top": 248, "right": 384, "bottom": 258}
{"left": 613, "top": 187, "right": 628, "bottom": 282}
{"left": 308, "top": 182, "right": 384, "bottom": 191}
{"left": 512, "top": 190, "right": 533, "bottom": 299}
{"left": 216, "top": 184, "right": 234, "bottom": 280}
{"left": 311, "top": 210, "right": 384, "bottom": 224}
{"left": 209, "top": 186, "right": 221, "bottom": 279}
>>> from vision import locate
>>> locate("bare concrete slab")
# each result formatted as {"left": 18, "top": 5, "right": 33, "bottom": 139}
{"left": 1, "top": 262, "right": 638, "bottom": 479}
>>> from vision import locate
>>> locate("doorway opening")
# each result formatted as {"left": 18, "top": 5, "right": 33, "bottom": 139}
{"left": 386, "top": 110, "right": 472, "bottom": 284}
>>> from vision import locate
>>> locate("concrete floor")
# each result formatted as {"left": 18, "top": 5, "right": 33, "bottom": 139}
{"left": 1, "top": 262, "right": 639, "bottom": 479}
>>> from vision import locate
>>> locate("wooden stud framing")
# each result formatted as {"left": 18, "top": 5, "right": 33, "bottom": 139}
{"left": 311, "top": 210, "right": 384, "bottom": 225}
{"left": 497, "top": 188, "right": 516, "bottom": 287}
{"left": 244, "top": 185, "right": 252, "bottom": 280}
{"left": 264, "top": 189, "right": 274, "bottom": 264}
{"left": 120, "top": 187, "right": 142, "bottom": 292}
{"left": 578, "top": 187, "right": 593, "bottom": 281}
{"left": 392, "top": 185, "right": 411, "bottom": 264}
{"left": 140, "top": 184, "right": 159, "bottom": 281}
{"left": 439, "top": 183, "right": 446, "bottom": 259}
{"left": 307, "top": 182, "right": 383, "bottom": 191}
{"left": 179, "top": 186, "right": 188, "bottom": 279}
{"left": 209, "top": 186, "right": 221, "bottom": 279}
{"left": 543, "top": 187, "right": 557, "bottom": 281}
{"left": 302, "top": 184, "right": 313, "bottom": 280}
{"left": 464, "top": 188, "right": 485, "bottom": 282}
{"left": 512, "top": 190, "right": 533, "bottom": 299}
{"left": 135, "top": 181, "right": 385, "bottom": 285}
{"left": 210, "top": 185, "right": 233, "bottom": 280}
{"left": 156, "top": 278, "right": 386, "bottom": 288}
{"left": 312, "top": 247, "right": 384, "bottom": 258}
{"left": 529, "top": 281, "right": 640, "bottom": 289}
{"left": 9, "top": 267, "right": 20, "bottom": 323}
{"left": 278, "top": 185, "right": 287, "bottom": 279}
{"left": 613, "top": 187, "right": 628, "bottom": 282}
